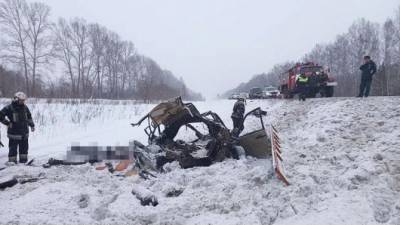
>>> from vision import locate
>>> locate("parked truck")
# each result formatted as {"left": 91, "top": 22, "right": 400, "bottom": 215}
{"left": 280, "top": 62, "right": 337, "bottom": 98}
{"left": 249, "top": 87, "right": 264, "bottom": 99}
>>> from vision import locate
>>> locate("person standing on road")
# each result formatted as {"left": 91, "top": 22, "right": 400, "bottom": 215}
{"left": 231, "top": 98, "right": 245, "bottom": 137}
{"left": 358, "top": 56, "right": 377, "bottom": 98}
{"left": 0, "top": 92, "right": 35, "bottom": 164}
{"left": 296, "top": 74, "right": 309, "bottom": 101}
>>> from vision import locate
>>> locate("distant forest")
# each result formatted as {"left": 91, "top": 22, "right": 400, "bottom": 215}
{"left": 224, "top": 6, "right": 400, "bottom": 98}
{"left": 0, "top": 0, "right": 204, "bottom": 101}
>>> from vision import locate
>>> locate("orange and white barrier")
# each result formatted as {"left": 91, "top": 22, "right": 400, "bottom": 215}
{"left": 271, "top": 125, "right": 290, "bottom": 186}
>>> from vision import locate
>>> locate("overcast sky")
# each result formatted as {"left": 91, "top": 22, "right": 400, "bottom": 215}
{"left": 32, "top": 0, "right": 399, "bottom": 99}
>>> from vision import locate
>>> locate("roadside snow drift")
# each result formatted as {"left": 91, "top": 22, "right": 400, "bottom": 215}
{"left": 0, "top": 97, "right": 399, "bottom": 225}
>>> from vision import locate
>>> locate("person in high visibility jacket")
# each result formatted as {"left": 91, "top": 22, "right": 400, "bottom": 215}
{"left": 296, "top": 74, "right": 309, "bottom": 101}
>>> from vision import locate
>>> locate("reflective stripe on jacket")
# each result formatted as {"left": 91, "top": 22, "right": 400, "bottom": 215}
{"left": 297, "top": 76, "right": 309, "bottom": 83}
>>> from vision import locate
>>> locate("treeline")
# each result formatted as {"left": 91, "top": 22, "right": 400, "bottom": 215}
{"left": 0, "top": 0, "right": 203, "bottom": 101}
{"left": 224, "top": 7, "right": 400, "bottom": 97}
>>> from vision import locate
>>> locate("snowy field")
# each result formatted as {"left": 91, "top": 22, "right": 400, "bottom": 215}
{"left": 0, "top": 97, "right": 400, "bottom": 225}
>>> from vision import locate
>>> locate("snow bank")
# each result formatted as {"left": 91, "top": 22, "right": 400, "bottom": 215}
{"left": 0, "top": 97, "right": 399, "bottom": 225}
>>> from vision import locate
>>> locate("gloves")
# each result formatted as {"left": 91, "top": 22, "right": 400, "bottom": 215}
{"left": 31, "top": 127, "right": 35, "bottom": 132}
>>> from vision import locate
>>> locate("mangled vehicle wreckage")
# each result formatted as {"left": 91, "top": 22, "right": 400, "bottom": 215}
{"left": 41, "top": 97, "right": 288, "bottom": 185}
{"left": 130, "top": 97, "right": 270, "bottom": 169}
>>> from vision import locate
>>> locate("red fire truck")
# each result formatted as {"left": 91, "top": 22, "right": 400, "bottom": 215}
{"left": 280, "top": 62, "right": 337, "bottom": 98}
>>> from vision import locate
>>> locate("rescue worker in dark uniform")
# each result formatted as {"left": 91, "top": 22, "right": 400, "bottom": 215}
{"left": 231, "top": 98, "right": 245, "bottom": 137}
{"left": 296, "top": 73, "right": 309, "bottom": 101}
{"left": 358, "top": 55, "right": 377, "bottom": 98}
{"left": 0, "top": 92, "right": 35, "bottom": 164}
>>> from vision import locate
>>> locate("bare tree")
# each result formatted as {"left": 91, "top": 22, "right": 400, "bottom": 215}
{"left": 70, "top": 18, "right": 92, "bottom": 98}
{"left": 0, "top": 0, "right": 30, "bottom": 94}
{"left": 382, "top": 19, "right": 395, "bottom": 95}
{"left": 88, "top": 23, "right": 108, "bottom": 98}
{"left": 24, "top": 1, "right": 53, "bottom": 96}
{"left": 53, "top": 18, "right": 77, "bottom": 96}
{"left": 119, "top": 41, "right": 136, "bottom": 98}
{"left": 0, "top": 0, "right": 53, "bottom": 96}
{"left": 54, "top": 18, "right": 93, "bottom": 98}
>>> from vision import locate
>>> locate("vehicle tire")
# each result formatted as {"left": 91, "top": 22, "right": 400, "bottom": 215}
{"left": 324, "top": 86, "right": 334, "bottom": 97}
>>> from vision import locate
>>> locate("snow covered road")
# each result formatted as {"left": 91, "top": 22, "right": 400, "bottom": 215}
{"left": 0, "top": 97, "right": 399, "bottom": 225}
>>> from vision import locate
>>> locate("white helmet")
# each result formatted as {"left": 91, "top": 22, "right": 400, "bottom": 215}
{"left": 14, "top": 92, "right": 27, "bottom": 101}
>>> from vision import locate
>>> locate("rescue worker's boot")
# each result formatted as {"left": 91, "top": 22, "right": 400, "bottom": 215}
{"left": 19, "top": 154, "right": 28, "bottom": 163}
{"left": 6, "top": 156, "right": 17, "bottom": 166}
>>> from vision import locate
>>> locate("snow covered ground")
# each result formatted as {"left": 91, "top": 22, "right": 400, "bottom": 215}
{"left": 0, "top": 97, "right": 399, "bottom": 225}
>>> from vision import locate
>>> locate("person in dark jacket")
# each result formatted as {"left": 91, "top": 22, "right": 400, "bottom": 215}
{"left": 296, "top": 74, "right": 309, "bottom": 101}
{"left": 358, "top": 56, "right": 377, "bottom": 97}
{"left": 231, "top": 98, "right": 245, "bottom": 137}
{"left": 0, "top": 92, "right": 35, "bottom": 164}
